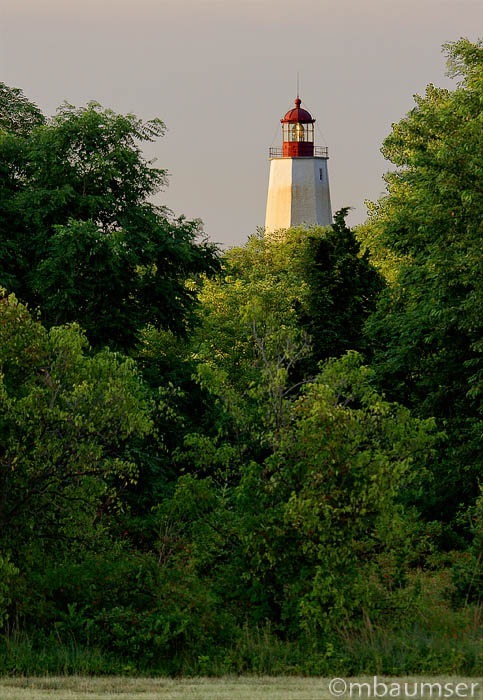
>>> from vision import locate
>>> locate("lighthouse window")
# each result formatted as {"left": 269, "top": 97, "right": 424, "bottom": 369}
{"left": 292, "top": 123, "right": 305, "bottom": 141}
{"left": 283, "top": 122, "right": 314, "bottom": 142}
{"left": 319, "top": 168, "right": 323, "bottom": 181}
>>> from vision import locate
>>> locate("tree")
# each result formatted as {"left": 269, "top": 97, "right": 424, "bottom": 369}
{"left": 178, "top": 215, "right": 382, "bottom": 475}
{"left": 196, "top": 213, "right": 381, "bottom": 386}
{"left": 0, "top": 82, "right": 45, "bottom": 136}
{"left": 360, "top": 38, "right": 483, "bottom": 524}
{"left": 161, "top": 353, "right": 437, "bottom": 636}
{"left": 299, "top": 208, "right": 383, "bottom": 364}
{"left": 0, "top": 291, "right": 153, "bottom": 550}
{"left": 0, "top": 92, "right": 219, "bottom": 350}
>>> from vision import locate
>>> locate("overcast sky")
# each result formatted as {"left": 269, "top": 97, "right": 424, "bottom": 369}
{"left": 1, "top": 0, "right": 481, "bottom": 247}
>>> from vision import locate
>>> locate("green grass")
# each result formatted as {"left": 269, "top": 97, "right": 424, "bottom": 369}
{"left": 1, "top": 589, "right": 480, "bottom": 678}
{"left": 0, "top": 676, "right": 481, "bottom": 700}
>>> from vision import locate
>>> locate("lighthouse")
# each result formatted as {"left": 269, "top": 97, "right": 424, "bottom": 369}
{"left": 264, "top": 97, "right": 332, "bottom": 234}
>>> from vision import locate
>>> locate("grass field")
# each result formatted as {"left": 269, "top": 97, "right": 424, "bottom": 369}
{"left": 0, "top": 676, "right": 481, "bottom": 700}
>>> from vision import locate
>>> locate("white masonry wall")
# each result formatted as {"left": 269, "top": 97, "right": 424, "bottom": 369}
{"left": 264, "top": 158, "right": 293, "bottom": 233}
{"left": 265, "top": 157, "right": 332, "bottom": 234}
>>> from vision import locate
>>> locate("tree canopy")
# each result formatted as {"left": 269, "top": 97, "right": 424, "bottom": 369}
{"left": 0, "top": 96, "right": 219, "bottom": 350}
{"left": 0, "top": 291, "right": 152, "bottom": 548}
{"left": 359, "top": 38, "right": 483, "bottom": 522}
{"left": 0, "top": 44, "right": 481, "bottom": 676}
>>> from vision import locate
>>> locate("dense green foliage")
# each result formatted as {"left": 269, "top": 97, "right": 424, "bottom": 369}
{"left": 359, "top": 38, "right": 482, "bottom": 527}
{"left": 0, "top": 292, "right": 152, "bottom": 545}
{"left": 0, "top": 95, "right": 219, "bottom": 351}
{"left": 0, "top": 39, "right": 481, "bottom": 677}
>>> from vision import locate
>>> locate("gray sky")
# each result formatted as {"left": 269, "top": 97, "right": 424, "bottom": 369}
{"left": 1, "top": 0, "right": 481, "bottom": 247}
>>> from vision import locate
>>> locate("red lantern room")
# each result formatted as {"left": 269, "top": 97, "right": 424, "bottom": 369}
{"left": 281, "top": 97, "right": 315, "bottom": 157}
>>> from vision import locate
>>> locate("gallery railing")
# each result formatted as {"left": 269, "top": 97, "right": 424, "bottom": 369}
{"left": 269, "top": 146, "right": 328, "bottom": 158}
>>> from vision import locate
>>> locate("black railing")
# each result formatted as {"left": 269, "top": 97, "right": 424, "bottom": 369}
{"left": 269, "top": 146, "right": 328, "bottom": 158}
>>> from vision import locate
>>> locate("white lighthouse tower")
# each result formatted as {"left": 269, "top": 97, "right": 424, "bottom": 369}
{"left": 265, "top": 97, "right": 332, "bottom": 234}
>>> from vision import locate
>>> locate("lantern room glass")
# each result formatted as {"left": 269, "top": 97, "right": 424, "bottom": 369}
{"left": 282, "top": 122, "right": 314, "bottom": 143}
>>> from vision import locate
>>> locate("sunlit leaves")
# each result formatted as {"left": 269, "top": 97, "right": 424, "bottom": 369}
{"left": 360, "top": 39, "right": 483, "bottom": 521}
{"left": 0, "top": 293, "right": 152, "bottom": 547}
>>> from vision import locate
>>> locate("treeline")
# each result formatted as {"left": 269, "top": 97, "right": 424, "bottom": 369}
{"left": 0, "top": 39, "right": 481, "bottom": 676}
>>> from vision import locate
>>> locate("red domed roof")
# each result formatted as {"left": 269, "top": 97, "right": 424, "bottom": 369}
{"left": 281, "top": 97, "right": 315, "bottom": 124}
